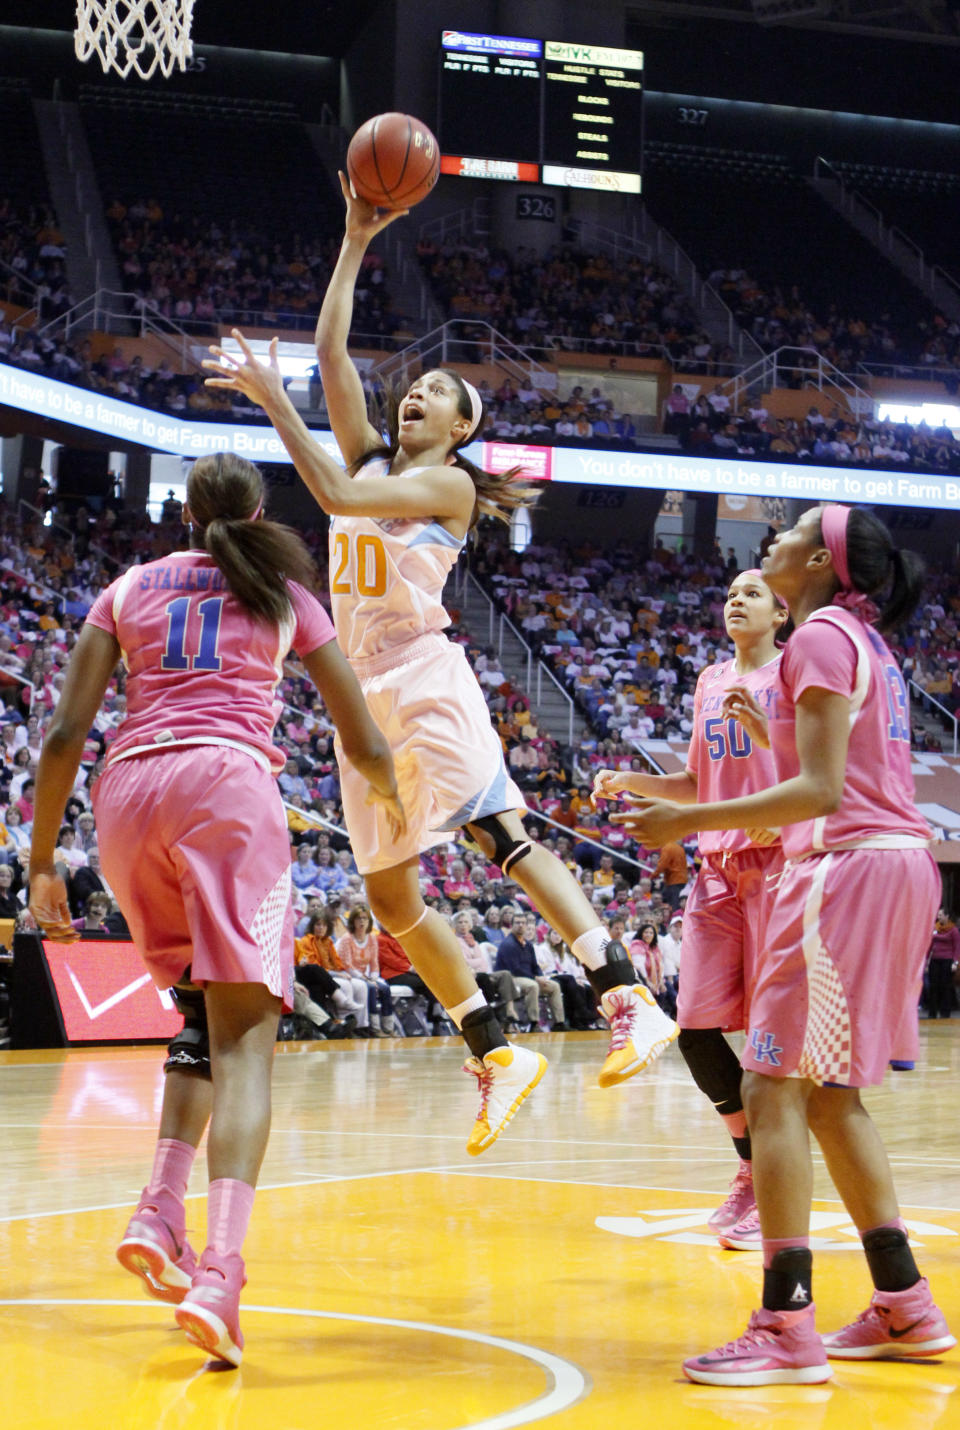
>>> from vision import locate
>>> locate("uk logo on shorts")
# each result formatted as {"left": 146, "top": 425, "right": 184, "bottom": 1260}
{"left": 750, "top": 1029, "right": 783, "bottom": 1066}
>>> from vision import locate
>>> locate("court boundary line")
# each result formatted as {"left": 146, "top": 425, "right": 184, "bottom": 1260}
{"left": 0, "top": 1298, "right": 590, "bottom": 1430}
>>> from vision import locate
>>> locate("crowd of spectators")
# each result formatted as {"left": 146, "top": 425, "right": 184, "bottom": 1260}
{"left": 0, "top": 203, "right": 75, "bottom": 324}
{"left": 471, "top": 530, "right": 960, "bottom": 755}
{"left": 104, "top": 198, "right": 402, "bottom": 343}
{"left": 668, "top": 392, "right": 960, "bottom": 477}
{"left": 417, "top": 237, "right": 735, "bottom": 372}
{"left": 708, "top": 269, "right": 960, "bottom": 376}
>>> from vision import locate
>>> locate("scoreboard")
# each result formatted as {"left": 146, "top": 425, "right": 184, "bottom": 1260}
{"left": 438, "top": 30, "right": 643, "bottom": 193}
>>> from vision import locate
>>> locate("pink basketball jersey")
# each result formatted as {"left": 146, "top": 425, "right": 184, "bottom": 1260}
{"left": 86, "top": 551, "right": 335, "bottom": 773}
{"left": 687, "top": 654, "right": 783, "bottom": 854}
{"left": 329, "top": 458, "right": 464, "bottom": 662}
{"left": 769, "top": 606, "right": 931, "bottom": 858}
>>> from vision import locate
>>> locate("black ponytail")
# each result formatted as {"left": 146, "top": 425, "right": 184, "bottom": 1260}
{"left": 843, "top": 507, "right": 926, "bottom": 634}
{"left": 187, "top": 454, "right": 316, "bottom": 624}
{"left": 350, "top": 369, "right": 541, "bottom": 532}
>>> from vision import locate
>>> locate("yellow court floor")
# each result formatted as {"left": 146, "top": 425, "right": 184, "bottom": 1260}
{"left": 1, "top": 1025, "right": 958, "bottom": 1430}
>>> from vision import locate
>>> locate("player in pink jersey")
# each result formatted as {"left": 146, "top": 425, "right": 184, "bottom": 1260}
{"left": 594, "top": 570, "right": 789, "bottom": 1250}
{"left": 203, "top": 175, "right": 678, "bottom": 1155}
{"left": 29, "top": 454, "right": 401, "bottom": 1368}
{"left": 615, "top": 504, "right": 953, "bottom": 1385}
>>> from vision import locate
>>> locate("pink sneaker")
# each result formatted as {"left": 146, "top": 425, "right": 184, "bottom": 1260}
{"left": 707, "top": 1159, "right": 754, "bottom": 1235}
{"left": 175, "top": 1249, "right": 247, "bottom": 1367}
{"left": 116, "top": 1186, "right": 198, "bottom": 1305}
{"left": 719, "top": 1205, "right": 762, "bottom": 1251}
{"left": 683, "top": 1305, "right": 831, "bottom": 1386}
{"left": 822, "top": 1278, "right": 956, "bottom": 1360}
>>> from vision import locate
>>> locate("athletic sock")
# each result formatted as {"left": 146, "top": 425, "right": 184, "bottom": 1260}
{"left": 460, "top": 1005, "right": 508, "bottom": 1060}
{"left": 861, "top": 1223, "right": 920, "bottom": 1292}
{"left": 571, "top": 926, "right": 613, "bottom": 971}
{"left": 447, "top": 990, "right": 487, "bottom": 1029}
{"left": 206, "top": 1178, "right": 256, "bottom": 1261}
{"left": 146, "top": 1137, "right": 196, "bottom": 1207}
{"left": 762, "top": 1244, "right": 813, "bottom": 1312}
{"left": 575, "top": 935, "right": 637, "bottom": 998}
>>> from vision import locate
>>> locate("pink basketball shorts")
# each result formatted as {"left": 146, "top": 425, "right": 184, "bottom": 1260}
{"left": 338, "top": 633, "right": 526, "bottom": 875}
{"left": 677, "top": 844, "right": 784, "bottom": 1032}
{"left": 742, "top": 846, "right": 940, "bottom": 1086}
{"left": 92, "top": 745, "right": 295, "bottom": 1009}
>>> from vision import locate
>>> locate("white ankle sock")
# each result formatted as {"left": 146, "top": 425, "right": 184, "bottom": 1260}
{"left": 572, "top": 926, "right": 612, "bottom": 971}
{"left": 446, "top": 991, "right": 488, "bottom": 1029}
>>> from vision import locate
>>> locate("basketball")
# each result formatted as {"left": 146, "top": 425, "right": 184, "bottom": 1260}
{"left": 346, "top": 112, "right": 440, "bottom": 210}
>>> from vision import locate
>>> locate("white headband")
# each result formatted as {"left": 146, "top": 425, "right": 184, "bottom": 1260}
{"left": 461, "top": 378, "right": 483, "bottom": 439}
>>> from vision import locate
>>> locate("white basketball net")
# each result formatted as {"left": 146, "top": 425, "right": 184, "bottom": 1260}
{"left": 75, "top": 0, "right": 195, "bottom": 81}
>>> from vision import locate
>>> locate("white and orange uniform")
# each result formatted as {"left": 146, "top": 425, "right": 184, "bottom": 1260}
{"left": 679, "top": 654, "right": 785, "bottom": 1032}
{"left": 329, "top": 458, "right": 525, "bottom": 874}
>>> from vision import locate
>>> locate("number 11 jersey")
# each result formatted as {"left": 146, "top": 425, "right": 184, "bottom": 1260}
{"left": 86, "top": 550, "right": 335, "bottom": 774}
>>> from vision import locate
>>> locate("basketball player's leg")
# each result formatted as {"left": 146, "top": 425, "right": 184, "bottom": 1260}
{"left": 682, "top": 1069, "right": 830, "bottom": 1388}
{"left": 677, "top": 861, "right": 756, "bottom": 1240}
{"left": 806, "top": 1084, "right": 955, "bottom": 1358}
{"left": 467, "top": 810, "right": 678, "bottom": 1085}
{"left": 173, "top": 979, "right": 280, "bottom": 1368}
{"left": 365, "top": 857, "right": 547, "bottom": 1154}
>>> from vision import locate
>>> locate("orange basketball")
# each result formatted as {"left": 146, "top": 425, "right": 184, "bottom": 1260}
{"left": 346, "top": 112, "right": 440, "bottom": 210}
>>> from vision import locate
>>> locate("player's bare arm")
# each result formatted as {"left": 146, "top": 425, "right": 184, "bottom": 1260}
{"left": 313, "top": 172, "right": 408, "bottom": 466}
{"left": 29, "top": 623, "right": 121, "bottom": 939}
{"left": 592, "top": 767, "right": 698, "bottom": 805}
{"left": 611, "top": 686, "right": 850, "bottom": 847}
{"left": 205, "top": 335, "right": 473, "bottom": 527}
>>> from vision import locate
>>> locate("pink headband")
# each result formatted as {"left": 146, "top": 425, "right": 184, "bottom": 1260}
{"left": 821, "top": 504, "right": 852, "bottom": 590}
{"left": 460, "top": 378, "right": 483, "bottom": 439}
{"left": 742, "top": 569, "right": 788, "bottom": 610}
{"left": 249, "top": 498, "right": 264, "bottom": 521}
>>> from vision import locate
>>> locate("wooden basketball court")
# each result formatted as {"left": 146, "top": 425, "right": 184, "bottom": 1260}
{"left": 1, "top": 1026, "right": 957, "bottom": 1429}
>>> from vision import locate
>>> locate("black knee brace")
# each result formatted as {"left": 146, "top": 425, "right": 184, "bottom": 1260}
{"left": 468, "top": 814, "right": 535, "bottom": 877}
{"left": 677, "top": 1026, "right": 743, "bottom": 1114}
{"left": 163, "top": 973, "right": 211, "bottom": 1081}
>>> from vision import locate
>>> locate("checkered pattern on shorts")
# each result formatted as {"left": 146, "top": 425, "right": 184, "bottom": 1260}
{"left": 797, "top": 941, "right": 852, "bottom": 1084}
{"left": 250, "top": 865, "right": 292, "bottom": 1000}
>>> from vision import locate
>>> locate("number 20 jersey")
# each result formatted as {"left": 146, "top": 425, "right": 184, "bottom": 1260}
{"left": 686, "top": 653, "right": 783, "bottom": 856}
{"left": 86, "top": 550, "right": 335, "bottom": 774}
{"left": 328, "top": 459, "right": 465, "bottom": 664}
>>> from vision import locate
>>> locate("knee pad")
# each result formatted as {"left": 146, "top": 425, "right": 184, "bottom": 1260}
{"left": 468, "top": 814, "right": 534, "bottom": 877}
{"left": 163, "top": 973, "right": 211, "bottom": 1081}
{"left": 677, "top": 1026, "right": 742, "bottom": 1113}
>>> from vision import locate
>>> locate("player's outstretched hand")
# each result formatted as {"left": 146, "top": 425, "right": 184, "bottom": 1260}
{"left": 746, "top": 826, "right": 780, "bottom": 846}
{"left": 203, "top": 330, "right": 286, "bottom": 410}
{"left": 609, "top": 797, "right": 690, "bottom": 849}
{"left": 365, "top": 782, "right": 408, "bottom": 843}
{"left": 722, "top": 685, "right": 771, "bottom": 748}
{"left": 29, "top": 868, "right": 79, "bottom": 943}
{"left": 591, "top": 767, "right": 643, "bottom": 805}
{"left": 338, "top": 171, "right": 408, "bottom": 243}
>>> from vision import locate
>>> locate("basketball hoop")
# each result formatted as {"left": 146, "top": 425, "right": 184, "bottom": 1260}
{"left": 75, "top": 0, "right": 195, "bottom": 81}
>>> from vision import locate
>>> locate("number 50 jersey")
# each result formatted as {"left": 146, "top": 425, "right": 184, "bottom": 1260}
{"left": 686, "top": 653, "right": 783, "bottom": 855}
{"left": 86, "top": 550, "right": 335, "bottom": 774}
